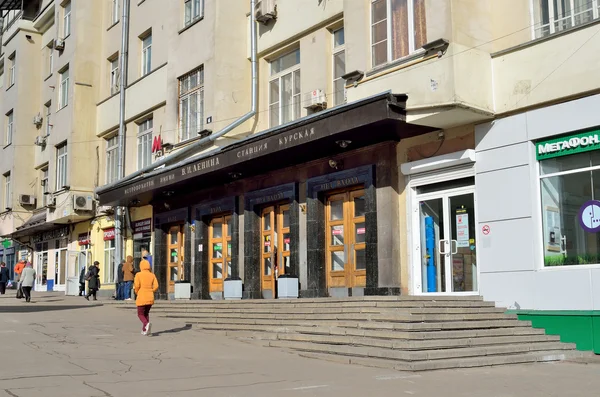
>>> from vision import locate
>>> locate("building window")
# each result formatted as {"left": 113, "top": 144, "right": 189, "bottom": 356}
{"left": 332, "top": 27, "right": 346, "bottom": 107}
{"left": 137, "top": 118, "right": 153, "bottom": 170}
{"left": 104, "top": 239, "right": 115, "bottom": 284}
{"left": 8, "top": 53, "right": 15, "bottom": 87}
{"left": 141, "top": 33, "right": 152, "bottom": 76}
{"left": 112, "top": 0, "right": 120, "bottom": 24}
{"left": 0, "top": 62, "right": 4, "bottom": 89}
{"left": 535, "top": 0, "right": 600, "bottom": 38}
{"left": 45, "top": 102, "right": 52, "bottom": 137}
{"left": 179, "top": 66, "right": 204, "bottom": 141}
{"left": 371, "top": 0, "right": 427, "bottom": 68}
{"left": 41, "top": 167, "right": 49, "bottom": 207}
{"left": 47, "top": 43, "right": 53, "bottom": 77}
{"left": 59, "top": 66, "right": 69, "bottom": 109}
{"left": 269, "top": 49, "right": 301, "bottom": 128}
{"left": 6, "top": 110, "right": 13, "bottom": 146}
{"left": 56, "top": 142, "right": 68, "bottom": 189}
{"left": 63, "top": 1, "right": 71, "bottom": 38}
{"left": 184, "top": 0, "right": 203, "bottom": 26}
{"left": 106, "top": 135, "right": 118, "bottom": 183}
{"left": 539, "top": 144, "right": 600, "bottom": 266}
{"left": 110, "top": 56, "right": 119, "bottom": 95}
{"left": 3, "top": 172, "right": 10, "bottom": 210}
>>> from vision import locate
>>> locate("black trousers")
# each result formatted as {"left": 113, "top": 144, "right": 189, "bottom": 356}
{"left": 87, "top": 288, "right": 97, "bottom": 299}
{"left": 22, "top": 286, "right": 32, "bottom": 302}
{"left": 0, "top": 282, "right": 5, "bottom": 294}
{"left": 79, "top": 283, "right": 85, "bottom": 296}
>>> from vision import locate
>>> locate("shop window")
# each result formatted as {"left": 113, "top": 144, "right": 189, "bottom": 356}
{"left": 540, "top": 150, "right": 600, "bottom": 266}
{"left": 269, "top": 49, "right": 301, "bottom": 127}
{"left": 534, "top": 0, "right": 600, "bottom": 38}
{"left": 371, "top": 0, "right": 427, "bottom": 68}
{"left": 104, "top": 239, "right": 115, "bottom": 283}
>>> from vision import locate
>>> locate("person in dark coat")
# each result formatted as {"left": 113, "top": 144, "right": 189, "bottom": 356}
{"left": 115, "top": 260, "right": 124, "bottom": 300}
{"left": 85, "top": 261, "right": 101, "bottom": 301}
{"left": 0, "top": 262, "right": 9, "bottom": 295}
{"left": 78, "top": 265, "right": 86, "bottom": 296}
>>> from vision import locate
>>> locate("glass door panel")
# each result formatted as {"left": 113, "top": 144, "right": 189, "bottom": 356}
{"left": 167, "top": 225, "right": 184, "bottom": 293}
{"left": 419, "top": 198, "right": 446, "bottom": 293}
{"left": 350, "top": 190, "right": 366, "bottom": 287}
{"left": 209, "top": 215, "right": 232, "bottom": 293}
{"left": 449, "top": 194, "right": 477, "bottom": 292}
{"left": 278, "top": 205, "right": 291, "bottom": 275}
{"left": 326, "top": 193, "right": 347, "bottom": 288}
{"left": 261, "top": 206, "right": 276, "bottom": 297}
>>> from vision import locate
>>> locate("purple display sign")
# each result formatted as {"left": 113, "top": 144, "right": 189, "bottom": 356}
{"left": 578, "top": 200, "right": 600, "bottom": 233}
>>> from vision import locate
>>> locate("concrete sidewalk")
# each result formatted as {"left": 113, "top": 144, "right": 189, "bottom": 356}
{"left": 0, "top": 297, "right": 599, "bottom": 396}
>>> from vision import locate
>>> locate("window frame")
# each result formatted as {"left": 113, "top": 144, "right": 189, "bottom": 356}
{"left": 6, "top": 110, "right": 13, "bottom": 146}
{"left": 47, "top": 43, "right": 54, "bottom": 77}
{"left": 332, "top": 27, "right": 346, "bottom": 107}
{"left": 63, "top": 1, "right": 71, "bottom": 38}
{"left": 137, "top": 118, "right": 153, "bottom": 170}
{"left": 59, "top": 66, "right": 69, "bottom": 109}
{"left": 141, "top": 33, "right": 152, "bottom": 76}
{"left": 184, "top": 0, "right": 203, "bottom": 27}
{"left": 3, "top": 172, "right": 10, "bottom": 210}
{"left": 45, "top": 102, "right": 52, "bottom": 137}
{"left": 370, "top": 0, "right": 426, "bottom": 69}
{"left": 178, "top": 66, "right": 204, "bottom": 142}
{"left": 112, "top": 0, "right": 120, "bottom": 24}
{"left": 110, "top": 56, "right": 119, "bottom": 95}
{"left": 269, "top": 48, "right": 301, "bottom": 128}
{"left": 41, "top": 167, "right": 49, "bottom": 207}
{"left": 0, "top": 62, "right": 4, "bottom": 89}
{"left": 106, "top": 135, "right": 119, "bottom": 184}
{"left": 533, "top": 0, "right": 600, "bottom": 38}
{"left": 56, "top": 142, "right": 68, "bottom": 190}
{"left": 8, "top": 53, "right": 15, "bottom": 87}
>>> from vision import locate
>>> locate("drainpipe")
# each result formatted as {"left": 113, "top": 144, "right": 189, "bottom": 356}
{"left": 96, "top": 0, "right": 258, "bottom": 195}
{"left": 114, "top": 0, "right": 130, "bottom": 284}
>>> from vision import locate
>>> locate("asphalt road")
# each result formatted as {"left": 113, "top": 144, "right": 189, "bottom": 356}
{"left": 1, "top": 293, "right": 599, "bottom": 397}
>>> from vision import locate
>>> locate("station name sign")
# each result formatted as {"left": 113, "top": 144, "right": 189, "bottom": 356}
{"left": 536, "top": 130, "right": 600, "bottom": 160}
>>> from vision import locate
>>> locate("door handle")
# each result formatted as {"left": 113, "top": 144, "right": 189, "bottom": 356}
{"left": 451, "top": 240, "right": 458, "bottom": 255}
{"left": 438, "top": 239, "right": 447, "bottom": 254}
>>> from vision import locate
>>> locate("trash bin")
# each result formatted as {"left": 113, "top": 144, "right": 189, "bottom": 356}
{"left": 174, "top": 280, "right": 191, "bottom": 300}
{"left": 224, "top": 277, "right": 243, "bottom": 300}
{"left": 277, "top": 274, "right": 299, "bottom": 299}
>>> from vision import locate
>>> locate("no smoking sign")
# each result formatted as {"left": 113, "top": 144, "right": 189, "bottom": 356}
{"left": 482, "top": 225, "right": 491, "bottom": 235}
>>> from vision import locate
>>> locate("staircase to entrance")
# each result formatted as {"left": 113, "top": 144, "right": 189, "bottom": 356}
{"left": 110, "top": 296, "right": 584, "bottom": 371}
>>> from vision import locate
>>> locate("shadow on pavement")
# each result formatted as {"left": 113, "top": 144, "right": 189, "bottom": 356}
{"left": 151, "top": 324, "right": 193, "bottom": 336}
{"left": 0, "top": 305, "right": 99, "bottom": 313}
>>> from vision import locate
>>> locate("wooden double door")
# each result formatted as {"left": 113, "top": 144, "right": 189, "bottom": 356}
{"left": 261, "top": 204, "right": 291, "bottom": 298}
{"left": 167, "top": 225, "right": 185, "bottom": 293}
{"left": 326, "top": 189, "right": 367, "bottom": 289}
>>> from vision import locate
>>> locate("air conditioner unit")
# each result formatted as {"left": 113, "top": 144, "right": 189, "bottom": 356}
{"left": 304, "top": 89, "right": 327, "bottom": 109}
{"left": 73, "top": 194, "right": 93, "bottom": 211}
{"left": 33, "top": 114, "right": 43, "bottom": 126}
{"left": 34, "top": 135, "right": 47, "bottom": 147}
{"left": 47, "top": 197, "right": 56, "bottom": 208}
{"left": 54, "top": 39, "right": 65, "bottom": 51}
{"left": 19, "top": 194, "right": 36, "bottom": 206}
{"left": 255, "top": 0, "right": 277, "bottom": 24}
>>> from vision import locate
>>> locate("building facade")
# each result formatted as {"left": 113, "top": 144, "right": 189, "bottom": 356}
{"left": 2, "top": 0, "right": 600, "bottom": 350}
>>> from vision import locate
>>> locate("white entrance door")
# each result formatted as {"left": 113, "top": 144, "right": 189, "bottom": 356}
{"left": 412, "top": 185, "right": 478, "bottom": 294}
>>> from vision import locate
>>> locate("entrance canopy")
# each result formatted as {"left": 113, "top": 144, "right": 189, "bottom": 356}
{"left": 96, "top": 92, "right": 434, "bottom": 207}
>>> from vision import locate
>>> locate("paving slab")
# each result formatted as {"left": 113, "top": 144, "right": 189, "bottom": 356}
{"left": 0, "top": 293, "right": 599, "bottom": 396}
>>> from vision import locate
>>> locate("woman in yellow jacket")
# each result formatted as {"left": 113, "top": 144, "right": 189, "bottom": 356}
{"left": 134, "top": 260, "right": 159, "bottom": 336}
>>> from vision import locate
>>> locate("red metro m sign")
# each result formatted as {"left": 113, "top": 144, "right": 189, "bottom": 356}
{"left": 152, "top": 136, "right": 164, "bottom": 158}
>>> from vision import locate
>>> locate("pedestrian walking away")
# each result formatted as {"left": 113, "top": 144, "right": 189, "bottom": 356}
{"left": 85, "top": 261, "right": 101, "bottom": 301}
{"left": 78, "top": 265, "right": 86, "bottom": 296}
{"left": 116, "top": 260, "right": 124, "bottom": 300}
{"left": 141, "top": 248, "right": 153, "bottom": 271}
{"left": 20, "top": 263, "right": 36, "bottom": 303}
{"left": 122, "top": 255, "right": 135, "bottom": 301}
{"left": 134, "top": 260, "right": 158, "bottom": 336}
{"left": 0, "top": 262, "right": 9, "bottom": 295}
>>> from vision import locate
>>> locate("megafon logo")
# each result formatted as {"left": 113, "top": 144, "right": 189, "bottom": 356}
{"left": 538, "top": 134, "right": 600, "bottom": 155}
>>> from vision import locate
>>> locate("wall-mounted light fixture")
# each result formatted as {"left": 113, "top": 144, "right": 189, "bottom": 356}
{"left": 336, "top": 140, "right": 351, "bottom": 149}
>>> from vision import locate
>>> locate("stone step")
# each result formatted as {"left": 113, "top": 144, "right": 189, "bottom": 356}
{"left": 166, "top": 314, "right": 530, "bottom": 331}
{"left": 191, "top": 323, "right": 548, "bottom": 340}
{"left": 206, "top": 328, "right": 560, "bottom": 350}
{"left": 266, "top": 339, "right": 576, "bottom": 362}
{"left": 296, "top": 349, "right": 585, "bottom": 372}
{"left": 149, "top": 310, "right": 514, "bottom": 322}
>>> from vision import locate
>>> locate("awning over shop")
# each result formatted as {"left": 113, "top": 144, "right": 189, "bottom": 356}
{"left": 8, "top": 210, "right": 56, "bottom": 240}
{"left": 97, "top": 92, "right": 435, "bottom": 207}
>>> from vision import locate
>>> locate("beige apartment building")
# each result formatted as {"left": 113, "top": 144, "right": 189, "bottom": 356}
{"left": 5, "top": 0, "right": 600, "bottom": 350}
